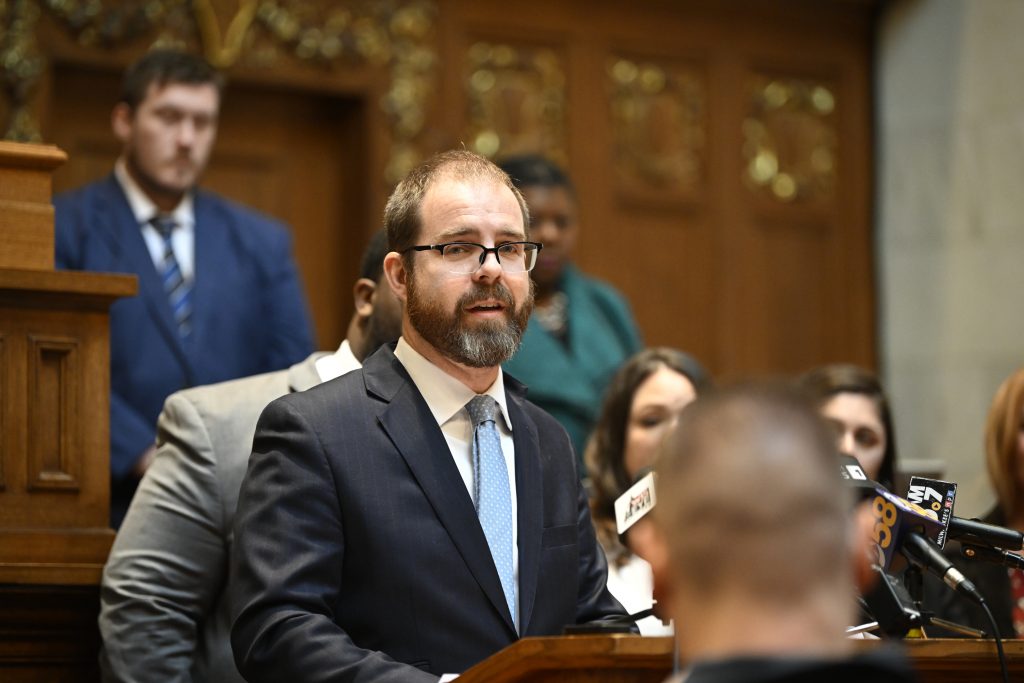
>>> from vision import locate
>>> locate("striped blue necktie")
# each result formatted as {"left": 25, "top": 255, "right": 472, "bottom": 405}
{"left": 466, "top": 394, "right": 516, "bottom": 630}
{"left": 151, "top": 215, "right": 192, "bottom": 339}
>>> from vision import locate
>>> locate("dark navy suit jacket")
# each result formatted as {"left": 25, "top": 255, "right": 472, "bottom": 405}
{"left": 54, "top": 174, "right": 314, "bottom": 489}
{"left": 230, "top": 344, "right": 628, "bottom": 682}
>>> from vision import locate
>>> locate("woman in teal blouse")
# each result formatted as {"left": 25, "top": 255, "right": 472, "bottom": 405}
{"left": 499, "top": 155, "right": 642, "bottom": 470}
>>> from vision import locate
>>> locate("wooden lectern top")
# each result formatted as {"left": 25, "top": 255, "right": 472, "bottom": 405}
{"left": 459, "top": 635, "right": 673, "bottom": 683}
{"left": 457, "top": 635, "right": 1024, "bottom": 683}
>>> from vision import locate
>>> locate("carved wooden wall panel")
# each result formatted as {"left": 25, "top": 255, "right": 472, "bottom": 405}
{"left": 0, "top": 304, "right": 115, "bottom": 531}
{"left": 27, "top": 335, "right": 81, "bottom": 492}
{"left": 608, "top": 53, "right": 707, "bottom": 205}
{"left": 439, "top": 0, "right": 876, "bottom": 377}
{"left": 463, "top": 40, "right": 567, "bottom": 164}
{"left": 743, "top": 74, "right": 838, "bottom": 204}
{"left": 4, "top": 0, "right": 877, "bottom": 381}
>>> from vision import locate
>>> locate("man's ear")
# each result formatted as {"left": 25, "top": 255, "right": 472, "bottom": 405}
{"left": 352, "top": 278, "right": 376, "bottom": 319}
{"left": 852, "top": 500, "right": 881, "bottom": 595}
{"left": 111, "top": 103, "right": 133, "bottom": 144}
{"left": 383, "top": 252, "right": 408, "bottom": 304}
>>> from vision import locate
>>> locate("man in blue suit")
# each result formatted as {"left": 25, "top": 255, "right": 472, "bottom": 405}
{"left": 54, "top": 50, "right": 314, "bottom": 525}
{"left": 230, "top": 150, "right": 629, "bottom": 681}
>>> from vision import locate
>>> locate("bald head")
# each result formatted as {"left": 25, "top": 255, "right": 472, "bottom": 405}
{"left": 654, "top": 383, "right": 852, "bottom": 607}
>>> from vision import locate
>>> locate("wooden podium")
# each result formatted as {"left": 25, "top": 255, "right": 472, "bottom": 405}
{"left": 0, "top": 141, "right": 135, "bottom": 680}
{"left": 457, "top": 635, "right": 1024, "bottom": 683}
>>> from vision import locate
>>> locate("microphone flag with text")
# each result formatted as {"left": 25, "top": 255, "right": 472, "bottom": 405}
{"left": 869, "top": 487, "right": 945, "bottom": 572}
{"left": 908, "top": 476, "right": 1024, "bottom": 551}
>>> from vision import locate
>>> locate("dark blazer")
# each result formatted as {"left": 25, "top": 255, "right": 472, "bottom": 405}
{"left": 54, "top": 174, "right": 314, "bottom": 489}
{"left": 230, "top": 344, "right": 628, "bottom": 682}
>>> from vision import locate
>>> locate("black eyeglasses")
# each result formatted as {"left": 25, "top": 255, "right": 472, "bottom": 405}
{"left": 401, "top": 241, "right": 543, "bottom": 274}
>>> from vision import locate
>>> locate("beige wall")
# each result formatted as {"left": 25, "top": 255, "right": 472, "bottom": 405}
{"left": 878, "top": 0, "right": 1024, "bottom": 514}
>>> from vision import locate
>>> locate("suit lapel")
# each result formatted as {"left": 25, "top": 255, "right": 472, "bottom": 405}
{"left": 507, "top": 383, "right": 542, "bottom": 635}
{"left": 189, "top": 192, "right": 231, "bottom": 362}
{"left": 366, "top": 347, "right": 517, "bottom": 635}
{"left": 97, "top": 176, "right": 193, "bottom": 378}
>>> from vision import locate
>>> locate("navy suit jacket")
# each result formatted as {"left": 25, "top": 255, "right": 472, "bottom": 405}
{"left": 230, "top": 344, "right": 628, "bottom": 682}
{"left": 54, "top": 174, "right": 314, "bottom": 484}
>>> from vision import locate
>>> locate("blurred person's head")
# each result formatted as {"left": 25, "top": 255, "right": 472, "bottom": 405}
{"left": 799, "top": 364, "right": 896, "bottom": 490}
{"left": 349, "top": 230, "right": 403, "bottom": 362}
{"left": 497, "top": 155, "right": 577, "bottom": 295}
{"left": 112, "top": 50, "right": 225, "bottom": 212}
{"left": 649, "top": 383, "right": 871, "bottom": 661}
{"left": 985, "top": 368, "right": 1024, "bottom": 519}
{"left": 586, "top": 348, "right": 710, "bottom": 563}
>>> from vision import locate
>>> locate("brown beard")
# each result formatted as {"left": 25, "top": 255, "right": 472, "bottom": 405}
{"left": 406, "top": 271, "right": 534, "bottom": 368}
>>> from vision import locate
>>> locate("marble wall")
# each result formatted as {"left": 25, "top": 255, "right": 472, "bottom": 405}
{"left": 878, "top": 0, "right": 1024, "bottom": 514}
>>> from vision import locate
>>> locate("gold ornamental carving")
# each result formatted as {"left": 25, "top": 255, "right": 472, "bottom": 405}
{"left": 0, "top": 0, "right": 437, "bottom": 183}
{"left": 743, "top": 76, "right": 837, "bottom": 203}
{"left": 463, "top": 41, "right": 567, "bottom": 164}
{"left": 608, "top": 55, "right": 706, "bottom": 200}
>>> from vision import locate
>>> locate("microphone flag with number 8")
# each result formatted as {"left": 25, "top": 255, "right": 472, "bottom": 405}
{"left": 871, "top": 487, "right": 945, "bottom": 571}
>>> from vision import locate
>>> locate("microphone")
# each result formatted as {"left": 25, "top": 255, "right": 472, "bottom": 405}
{"left": 868, "top": 487, "right": 985, "bottom": 605}
{"left": 900, "top": 530, "right": 984, "bottom": 604}
{"left": 949, "top": 517, "right": 1024, "bottom": 551}
{"left": 614, "top": 470, "right": 656, "bottom": 535}
{"left": 961, "top": 543, "right": 1024, "bottom": 570}
{"left": 869, "top": 486, "right": 944, "bottom": 571}
{"left": 907, "top": 476, "right": 1024, "bottom": 550}
{"left": 838, "top": 454, "right": 877, "bottom": 502}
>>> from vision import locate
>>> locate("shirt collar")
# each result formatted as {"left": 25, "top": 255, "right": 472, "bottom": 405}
{"left": 314, "top": 339, "right": 362, "bottom": 383}
{"left": 114, "top": 158, "right": 195, "bottom": 229}
{"left": 393, "top": 337, "right": 513, "bottom": 431}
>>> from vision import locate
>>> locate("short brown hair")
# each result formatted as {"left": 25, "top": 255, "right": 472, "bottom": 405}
{"left": 383, "top": 150, "right": 530, "bottom": 255}
{"left": 986, "top": 368, "right": 1024, "bottom": 516}
{"left": 120, "top": 49, "right": 224, "bottom": 110}
{"left": 655, "top": 383, "right": 849, "bottom": 603}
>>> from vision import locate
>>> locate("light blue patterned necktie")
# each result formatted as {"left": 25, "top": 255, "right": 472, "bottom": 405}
{"left": 151, "top": 215, "right": 192, "bottom": 339}
{"left": 466, "top": 394, "right": 516, "bottom": 629}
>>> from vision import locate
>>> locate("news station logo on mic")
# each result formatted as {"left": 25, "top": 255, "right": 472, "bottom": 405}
{"left": 615, "top": 472, "right": 656, "bottom": 535}
{"left": 906, "top": 477, "right": 957, "bottom": 548}
{"left": 871, "top": 488, "right": 944, "bottom": 571}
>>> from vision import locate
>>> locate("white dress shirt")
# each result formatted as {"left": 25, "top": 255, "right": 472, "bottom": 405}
{"left": 393, "top": 337, "right": 520, "bottom": 626}
{"left": 114, "top": 158, "right": 196, "bottom": 281}
{"left": 315, "top": 339, "right": 361, "bottom": 382}
{"left": 606, "top": 553, "right": 674, "bottom": 636}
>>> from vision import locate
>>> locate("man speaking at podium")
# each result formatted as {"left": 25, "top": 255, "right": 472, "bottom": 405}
{"left": 648, "top": 384, "right": 916, "bottom": 683}
{"left": 230, "top": 150, "right": 628, "bottom": 681}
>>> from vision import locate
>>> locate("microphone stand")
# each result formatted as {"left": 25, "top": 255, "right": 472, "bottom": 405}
{"left": 849, "top": 565, "right": 986, "bottom": 639}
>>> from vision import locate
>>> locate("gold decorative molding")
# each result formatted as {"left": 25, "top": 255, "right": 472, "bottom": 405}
{"left": 194, "top": 0, "right": 258, "bottom": 68}
{"left": 463, "top": 40, "right": 566, "bottom": 164}
{"left": 1, "top": 0, "right": 437, "bottom": 183}
{"left": 607, "top": 55, "right": 705, "bottom": 199}
{"left": 743, "top": 76, "right": 837, "bottom": 203}
{"left": 1, "top": 0, "right": 46, "bottom": 141}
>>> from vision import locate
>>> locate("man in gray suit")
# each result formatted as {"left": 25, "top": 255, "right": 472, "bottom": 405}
{"left": 98, "top": 231, "right": 401, "bottom": 683}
